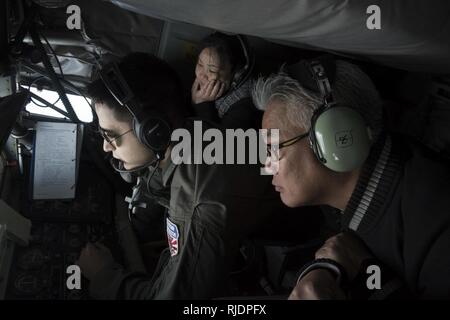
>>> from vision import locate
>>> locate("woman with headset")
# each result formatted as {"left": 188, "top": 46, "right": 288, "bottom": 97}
{"left": 191, "top": 32, "right": 261, "bottom": 129}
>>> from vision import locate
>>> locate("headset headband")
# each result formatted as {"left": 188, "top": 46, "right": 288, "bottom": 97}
{"left": 231, "top": 34, "right": 254, "bottom": 89}
{"left": 98, "top": 62, "right": 143, "bottom": 120}
{"left": 236, "top": 35, "right": 250, "bottom": 71}
{"left": 310, "top": 60, "right": 334, "bottom": 104}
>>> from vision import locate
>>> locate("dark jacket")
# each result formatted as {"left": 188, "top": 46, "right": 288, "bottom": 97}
{"left": 89, "top": 119, "right": 282, "bottom": 299}
{"left": 341, "top": 134, "right": 450, "bottom": 299}
{"left": 193, "top": 97, "right": 261, "bottom": 129}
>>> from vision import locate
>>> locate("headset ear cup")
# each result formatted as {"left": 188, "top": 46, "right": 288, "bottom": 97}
{"left": 313, "top": 106, "right": 371, "bottom": 172}
{"left": 309, "top": 105, "right": 327, "bottom": 164}
{"left": 309, "top": 130, "right": 325, "bottom": 164}
{"left": 139, "top": 116, "right": 172, "bottom": 153}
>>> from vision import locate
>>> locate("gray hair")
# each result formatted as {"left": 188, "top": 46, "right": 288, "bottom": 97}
{"left": 252, "top": 60, "right": 383, "bottom": 140}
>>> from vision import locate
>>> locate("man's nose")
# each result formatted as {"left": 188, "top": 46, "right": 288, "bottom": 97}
{"left": 103, "top": 139, "right": 114, "bottom": 153}
{"left": 264, "top": 155, "right": 279, "bottom": 176}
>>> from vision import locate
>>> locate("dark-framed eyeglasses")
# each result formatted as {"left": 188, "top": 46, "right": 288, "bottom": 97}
{"left": 267, "top": 131, "right": 309, "bottom": 161}
{"left": 98, "top": 127, "right": 133, "bottom": 147}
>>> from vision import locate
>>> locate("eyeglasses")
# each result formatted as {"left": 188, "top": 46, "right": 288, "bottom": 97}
{"left": 98, "top": 127, "right": 133, "bottom": 147}
{"left": 267, "top": 131, "right": 309, "bottom": 161}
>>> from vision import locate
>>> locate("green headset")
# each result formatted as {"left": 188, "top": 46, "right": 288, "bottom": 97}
{"left": 288, "top": 56, "right": 372, "bottom": 172}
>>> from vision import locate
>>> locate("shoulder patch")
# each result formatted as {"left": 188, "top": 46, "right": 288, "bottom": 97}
{"left": 166, "top": 217, "right": 179, "bottom": 256}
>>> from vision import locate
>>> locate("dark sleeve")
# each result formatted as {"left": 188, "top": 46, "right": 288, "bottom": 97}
{"left": 402, "top": 149, "right": 450, "bottom": 299}
{"left": 89, "top": 203, "right": 230, "bottom": 299}
{"left": 356, "top": 225, "right": 450, "bottom": 299}
{"left": 192, "top": 101, "right": 220, "bottom": 123}
{"left": 193, "top": 97, "right": 260, "bottom": 129}
{"left": 348, "top": 258, "right": 415, "bottom": 300}
{"left": 417, "top": 226, "right": 450, "bottom": 298}
{"left": 219, "top": 97, "right": 260, "bottom": 129}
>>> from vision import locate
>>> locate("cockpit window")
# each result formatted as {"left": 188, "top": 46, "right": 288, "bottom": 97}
{"left": 25, "top": 87, "right": 93, "bottom": 123}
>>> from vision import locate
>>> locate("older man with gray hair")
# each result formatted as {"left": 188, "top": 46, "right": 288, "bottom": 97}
{"left": 252, "top": 57, "right": 450, "bottom": 299}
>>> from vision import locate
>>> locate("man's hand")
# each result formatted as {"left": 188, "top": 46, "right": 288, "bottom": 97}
{"left": 191, "top": 78, "right": 226, "bottom": 104}
{"left": 315, "top": 232, "right": 373, "bottom": 281}
{"left": 289, "top": 269, "right": 346, "bottom": 300}
{"left": 76, "top": 242, "right": 115, "bottom": 281}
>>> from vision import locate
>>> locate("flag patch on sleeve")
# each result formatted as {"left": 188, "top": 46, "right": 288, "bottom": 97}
{"left": 166, "top": 217, "right": 180, "bottom": 256}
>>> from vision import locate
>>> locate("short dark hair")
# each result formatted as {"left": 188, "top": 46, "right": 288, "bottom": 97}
{"left": 199, "top": 32, "right": 247, "bottom": 72}
{"left": 88, "top": 52, "right": 185, "bottom": 128}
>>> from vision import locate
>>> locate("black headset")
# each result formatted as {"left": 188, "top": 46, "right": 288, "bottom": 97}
{"left": 229, "top": 34, "right": 255, "bottom": 90}
{"left": 98, "top": 62, "right": 172, "bottom": 161}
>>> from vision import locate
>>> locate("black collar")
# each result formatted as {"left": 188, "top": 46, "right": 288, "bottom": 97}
{"left": 341, "top": 135, "right": 405, "bottom": 234}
